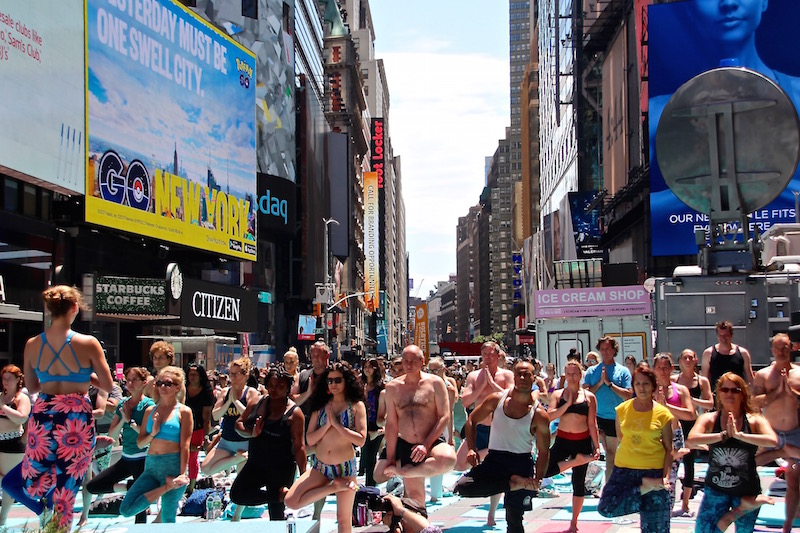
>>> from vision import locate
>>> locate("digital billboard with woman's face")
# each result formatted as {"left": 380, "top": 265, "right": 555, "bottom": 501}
{"left": 649, "top": 0, "right": 800, "bottom": 256}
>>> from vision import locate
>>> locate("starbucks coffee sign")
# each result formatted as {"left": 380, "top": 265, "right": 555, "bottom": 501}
{"left": 95, "top": 276, "right": 166, "bottom": 314}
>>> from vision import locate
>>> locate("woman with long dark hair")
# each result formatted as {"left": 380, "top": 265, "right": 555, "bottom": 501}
{"left": 230, "top": 366, "right": 306, "bottom": 521}
{"left": 4, "top": 285, "right": 113, "bottom": 529}
{"left": 686, "top": 372, "right": 776, "bottom": 533}
{"left": 598, "top": 366, "right": 674, "bottom": 532}
{"left": 360, "top": 358, "right": 386, "bottom": 486}
{"left": 185, "top": 364, "right": 214, "bottom": 494}
{"left": 0, "top": 365, "right": 30, "bottom": 526}
{"left": 285, "top": 362, "right": 366, "bottom": 533}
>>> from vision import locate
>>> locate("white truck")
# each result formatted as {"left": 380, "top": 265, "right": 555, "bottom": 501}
{"left": 652, "top": 224, "right": 800, "bottom": 368}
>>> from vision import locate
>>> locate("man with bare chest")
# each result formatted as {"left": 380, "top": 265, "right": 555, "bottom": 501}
{"left": 455, "top": 342, "right": 515, "bottom": 469}
{"left": 374, "top": 345, "right": 457, "bottom": 505}
{"left": 752, "top": 333, "right": 800, "bottom": 532}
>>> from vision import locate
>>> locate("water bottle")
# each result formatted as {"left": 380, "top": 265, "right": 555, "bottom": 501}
{"left": 205, "top": 493, "right": 214, "bottom": 520}
{"left": 212, "top": 492, "right": 222, "bottom": 519}
{"left": 286, "top": 513, "right": 296, "bottom": 533}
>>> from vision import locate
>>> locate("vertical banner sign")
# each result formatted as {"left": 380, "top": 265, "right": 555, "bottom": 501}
{"left": 371, "top": 118, "right": 385, "bottom": 189}
{"left": 85, "top": 0, "right": 257, "bottom": 260}
{"left": 364, "top": 171, "right": 380, "bottom": 312}
{"left": 413, "top": 303, "right": 429, "bottom": 361}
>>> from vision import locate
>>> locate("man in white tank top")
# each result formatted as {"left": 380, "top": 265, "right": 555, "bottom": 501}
{"left": 453, "top": 356, "right": 550, "bottom": 533}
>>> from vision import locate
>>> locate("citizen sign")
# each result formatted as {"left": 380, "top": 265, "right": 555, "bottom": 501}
{"left": 192, "top": 292, "right": 240, "bottom": 322}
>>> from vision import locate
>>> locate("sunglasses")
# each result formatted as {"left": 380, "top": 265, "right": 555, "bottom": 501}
{"left": 156, "top": 380, "right": 177, "bottom": 388}
{"left": 229, "top": 371, "right": 245, "bottom": 376}
{"left": 327, "top": 377, "right": 344, "bottom": 385}
{"left": 718, "top": 386, "right": 742, "bottom": 394}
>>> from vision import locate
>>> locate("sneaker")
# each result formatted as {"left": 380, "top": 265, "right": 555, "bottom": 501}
{"left": 537, "top": 487, "right": 559, "bottom": 498}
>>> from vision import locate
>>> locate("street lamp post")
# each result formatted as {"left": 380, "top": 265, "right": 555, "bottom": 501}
{"left": 323, "top": 218, "right": 339, "bottom": 346}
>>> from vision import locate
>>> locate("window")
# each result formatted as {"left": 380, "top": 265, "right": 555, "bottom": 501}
{"left": 4, "top": 177, "right": 18, "bottom": 212}
{"left": 23, "top": 184, "right": 36, "bottom": 217}
{"left": 243, "top": 0, "right": 257, "bottom": 19}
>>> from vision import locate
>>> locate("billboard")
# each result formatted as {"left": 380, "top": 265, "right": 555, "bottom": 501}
{"left": 297, "top": 315, "right": 316, "bottom": 341}
{"left": 85, "top": 0, "right": 257, "bottom": 260}
{"left": 649, "top": 0, "right": 800, "bottom": 256}
{"left": 534, "top": 285, "right": 650, "bottom": 319}
{"left": 364, "top": 171, "right": 380, "bottom": 312}
{"left": 0, "top": 1, "right": 85, "bottom": 193}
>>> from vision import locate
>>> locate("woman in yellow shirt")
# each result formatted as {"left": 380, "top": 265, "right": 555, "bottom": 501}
{"left": 598, "top": 365, "right": 673, "bottom": 532}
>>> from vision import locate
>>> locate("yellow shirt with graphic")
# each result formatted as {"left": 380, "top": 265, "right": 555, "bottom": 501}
{"left": 614, "top": 400, "right": 673, "bottom": 470}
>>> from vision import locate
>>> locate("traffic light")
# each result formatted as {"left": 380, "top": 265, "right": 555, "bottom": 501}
{"left": 313, "top": 303, "right": 322, "bottom": 317}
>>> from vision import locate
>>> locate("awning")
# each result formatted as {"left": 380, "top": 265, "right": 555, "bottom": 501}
{"left": 136, "top": 334, "right": 239, "bottom": 352}
{"left": 0, "top": 302, "right": 43, "bottom": 322}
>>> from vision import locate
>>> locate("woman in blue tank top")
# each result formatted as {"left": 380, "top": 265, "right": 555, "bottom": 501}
{"left": 2, "top": 286, "right": 113, "bottom": 530}
{"left": 120, "top": 366, "right": 193, "bottom": 523}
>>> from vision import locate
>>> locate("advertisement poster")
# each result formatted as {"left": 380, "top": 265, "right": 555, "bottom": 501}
{"left": 85, "top": 0, "right": 257, "bottom": 260}
{"left": 649, "top": 0, "right": 800, "bottom": 256}
{"left": 364, "top": 172, "right": 380, "bottom": 312}
{"left": 0, "top": 1, "right": 84, "bottom": 193}
{"left": 297, "top": 315, "right": 316, "bottom": 341}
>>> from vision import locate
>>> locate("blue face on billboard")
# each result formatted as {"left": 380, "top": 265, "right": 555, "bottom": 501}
{"left": 649, "top": 0, "right": 800, "bottom": 256}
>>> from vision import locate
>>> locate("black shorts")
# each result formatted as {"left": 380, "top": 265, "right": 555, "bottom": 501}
{"left": 380, "top": 436, "right": 447, "bottom": 467}
{"left": 596, "top": 417, "right": 617, "bottom": 438}
{"left": 0, "top": 436, "right": 25, "bottom": 454}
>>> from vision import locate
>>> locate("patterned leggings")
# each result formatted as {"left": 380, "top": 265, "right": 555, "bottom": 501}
{"left": 598, "top": 467, "right": 670, "bottom": 533}
{"left": 695, "top": 486, "right": 759, "bottom": 533}
{"left": 22, "top": 393, "right": 95, "bottom": 528}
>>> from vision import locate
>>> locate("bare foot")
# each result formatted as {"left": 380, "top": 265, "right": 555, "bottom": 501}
{"left": 77, "top": 516, "right": 89, "bottom": 527}
{"left": 486, "top": 516, "right": 496, "bottom": 527}
{"left": 572, "top": 453, "right": 594, "bottom": 467}
{"left": 640, "top": 477, "right": 665, "bottom": 495}
{"left": 673, "top": 447, "right": 690, "bottom": 460}
{"left": 96, "top": 435, "right": 115, "bottom": 448}
{"left": 568, "top": 524, "right": 579, "bottom": 533}
{"left": 509, "top": 475, "right": 538, "bottom": 491}
{"left": 716, "top": 496, "right": 774, "bottom": 532}
{"left": 279, "top": 486, "right": 289, "bottom": 502}
{"left": 332, "top": 479, "right": 358, "bottom": 493}
{"left": 383, "top": 465, "right": 400, "bottom": 478}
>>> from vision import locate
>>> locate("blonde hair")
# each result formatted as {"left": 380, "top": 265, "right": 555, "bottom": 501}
{"left": 42, "top": 285, "right": 87, "bottom": 317}
{"left": 231, "top": 356, "right": 251, "bottom": 376}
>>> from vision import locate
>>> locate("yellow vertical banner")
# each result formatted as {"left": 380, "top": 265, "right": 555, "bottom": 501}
{"left": 413, "top": 303, "right": 429, "bottom": 361}
{"left": 364, "top": 172, "right": 380, "bottom": 312}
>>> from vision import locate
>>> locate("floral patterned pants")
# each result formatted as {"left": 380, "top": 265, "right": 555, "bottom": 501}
{"left": 22, "top": 393, "right": 95, "bottom": 528}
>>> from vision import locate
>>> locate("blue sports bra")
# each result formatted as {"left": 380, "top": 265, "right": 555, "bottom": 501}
{"left": 36, "top": 331, "right": 94, "bottom": 384}
{"left": 146, "top": 404, "right": 182, "bottom": 443}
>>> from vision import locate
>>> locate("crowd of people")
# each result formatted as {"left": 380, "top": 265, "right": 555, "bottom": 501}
{"left": 3, "top": 287, "right": 800, "bottom": 533}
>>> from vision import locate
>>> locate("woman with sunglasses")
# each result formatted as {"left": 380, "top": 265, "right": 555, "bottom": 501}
{"left": 86, "top": 367, "right": 153, "bottom": 523}
{"left": 686, "top": 372, "right": 777, "bottom": 533}
{"left": 120, "top": 366, "right": 193, "bottom": 523}
{"left": 230, "top": 366, "right": 306, "bottom": 521}
{"left": 201, "top": 356, "right": 259, "bottom": 476}
{"left": 360, "top": 358, "right": 386, "bottom": 487}
{"left": 598, "top": 365, "right": 674, "bottom": 532}
{"left": 285, "top": 362, "right": 366, "bottom": 533}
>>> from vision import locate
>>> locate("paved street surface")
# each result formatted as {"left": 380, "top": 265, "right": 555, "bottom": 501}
{"left": 2, "top": 462, "right": 798, "bottom": 532}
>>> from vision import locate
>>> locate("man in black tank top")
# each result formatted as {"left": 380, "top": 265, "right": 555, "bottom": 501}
{"left": 701, "top": 320, "right": 754, "bottom": 392}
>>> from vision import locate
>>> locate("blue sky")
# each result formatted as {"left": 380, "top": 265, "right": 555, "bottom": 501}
{"left": 370, "top": 1, "right": 511, "bottom": 299}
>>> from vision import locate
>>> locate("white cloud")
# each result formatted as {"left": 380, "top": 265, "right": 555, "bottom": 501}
{"left": 381, "top": 51, "right": 509, "bottom": 294}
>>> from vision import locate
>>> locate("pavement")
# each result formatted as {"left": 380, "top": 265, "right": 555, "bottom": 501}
{"left": 2, "top": 461, "right": 799, "bottom": 532}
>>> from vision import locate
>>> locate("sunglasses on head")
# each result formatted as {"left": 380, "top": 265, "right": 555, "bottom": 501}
{"left": 156, "top": 380, "right": 177, "bottom": 387}
{"left": 327, "top": 377, "right": 344, "bottom": 385}
{"left": 718, "top": 386, "right": 742, "bottom": 394}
